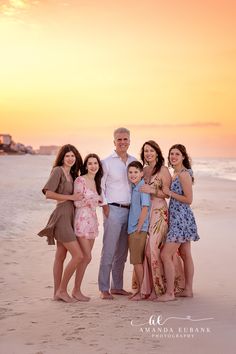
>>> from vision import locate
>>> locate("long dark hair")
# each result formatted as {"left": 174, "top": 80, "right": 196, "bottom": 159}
{"left": 81, "top": 153, "right": 103, "bottom": 195}
{"left": 168, "top": 144, "right": 194, "bottom": 182}
{"left": 53, "top": 144, "right": 83, "bottom": 181}
{"left": 140, "top": 140, "right": 164, "bottom": 175}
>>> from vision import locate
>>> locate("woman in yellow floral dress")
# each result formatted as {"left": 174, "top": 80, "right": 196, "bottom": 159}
{"left": 139, "top": 141, "right": 184, "bottom": 300}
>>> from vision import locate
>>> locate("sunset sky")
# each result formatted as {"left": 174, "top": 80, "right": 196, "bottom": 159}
{"left": 0, "top": 0, "right": 236, "bottom": 158}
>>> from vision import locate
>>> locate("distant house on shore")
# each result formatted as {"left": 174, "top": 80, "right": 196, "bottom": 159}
{"left": 0, "top": 134, "right": 12, "bottom": 146}
{"left": 0, "top": 134, "right": 35, "bottom": 154}
{"left": 38, "top": 145, "right": 60, "bottom": 155}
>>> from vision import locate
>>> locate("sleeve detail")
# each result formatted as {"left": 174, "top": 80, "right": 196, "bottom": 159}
{"left": 42, "top": 167, "right": 62, "bottom": 194}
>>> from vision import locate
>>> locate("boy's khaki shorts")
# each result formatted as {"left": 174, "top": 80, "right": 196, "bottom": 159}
{"left": 128, "top": 231, "right": 147, "bottom": 265}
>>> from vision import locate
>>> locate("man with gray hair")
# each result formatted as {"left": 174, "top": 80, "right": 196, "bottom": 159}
{"left": 98, "top": 127, "right": 136, "bottom": 299}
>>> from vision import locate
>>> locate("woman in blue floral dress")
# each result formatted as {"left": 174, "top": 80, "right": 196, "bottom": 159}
{"left": 157, "top": 144, "right": 199, "bottom": 302}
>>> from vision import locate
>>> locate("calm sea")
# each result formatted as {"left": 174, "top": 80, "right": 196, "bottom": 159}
{"left": 193, "top": 158, "right": 236, "bottom": 181}
{"left": 0, "top": 155, "right": 235, "bottom": 239}
{"left": 0, "top": 155, "right": 235, "bottom": 181}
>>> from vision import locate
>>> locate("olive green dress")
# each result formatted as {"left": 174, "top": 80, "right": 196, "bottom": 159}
{"left": 38, "top": 166, "right": 77, "bottom": 245}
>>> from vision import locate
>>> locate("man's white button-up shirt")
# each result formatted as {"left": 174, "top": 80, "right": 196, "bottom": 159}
{"left": 101, "top": 151, "right": 136, "bottom": 205}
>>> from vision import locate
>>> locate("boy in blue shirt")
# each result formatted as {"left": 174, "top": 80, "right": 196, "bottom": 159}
{"left": 127, "top": 161, "right": 150, "bottom": 301}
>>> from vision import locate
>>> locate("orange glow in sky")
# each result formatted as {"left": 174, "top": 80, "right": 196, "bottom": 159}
{"left": 0, "top": 0, "right": 236, "bottom": 157}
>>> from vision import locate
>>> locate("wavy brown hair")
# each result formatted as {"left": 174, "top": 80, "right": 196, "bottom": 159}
{"left": 81, "top": 153, "right": 103, "bottom": 195}
{"left": 53, "top": 144, "right": 83, "bottom": 180}
{"left": 140, "top": 140, "right": 164, "bottom": 175}
{"left": 168, "top": 144, "right": 194, "bottom": 182}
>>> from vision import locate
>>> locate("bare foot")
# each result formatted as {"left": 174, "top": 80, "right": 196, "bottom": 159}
{"left": 110, "top": 289, "right": 132, "bottom": 296}
{"left": 72, "top": 291, "right": 90, "bottom": 302}
{"left": 147, "top": 292, "right": 157, "bottom": 301}
{"left": 128, "top": 291, "right": 139, "bottom": 300}
{"left": 53, "top": 295, "right": 60, "bottom": 301}
{"left": 139, "top": 294, "right": 150, "bottom": 300}
{"left": 154, "top": 293, "right": 176, "bottom": 302}
{"left": 129, "top": 292, "right": 143, "bottom": 301}
{"left": 54, "top": 291, "right": 76, "bottom": 303}
{"left": 100, "top": 291, "right": 114, "bottom": 300}
{"left": 176, "top": 290, "right": 193, "bottom": 298}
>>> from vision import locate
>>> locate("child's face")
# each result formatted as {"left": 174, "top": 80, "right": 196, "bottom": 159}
{"left": 128, "top": 166, "right": 143, "bottom": 185}
{"left": 86, "top": 157, "right": 99, "bottom": 175}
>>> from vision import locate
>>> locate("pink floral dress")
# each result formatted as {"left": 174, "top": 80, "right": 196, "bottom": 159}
{"left": 74, "top": 176, "right": 101, "bottom": 239}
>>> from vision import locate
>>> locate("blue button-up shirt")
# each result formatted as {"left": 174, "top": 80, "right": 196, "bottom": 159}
{"left": 128, "top": 179, "right": 150, "bottom": 234}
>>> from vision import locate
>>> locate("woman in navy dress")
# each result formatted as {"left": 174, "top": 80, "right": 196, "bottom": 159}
{"left": 157, "top": 144, "right": 199, "bottom": 302}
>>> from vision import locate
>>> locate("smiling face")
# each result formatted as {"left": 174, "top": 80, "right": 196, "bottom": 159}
{"left": 63, "top": 151, "right": 76, "bottom": 168}
{"left": 143, "top": 144, "right": 158, "bottom": 164}
{"left": 169, "top": 148, "right": 184, "bottom": 167}
{"left": 128, "top": 166, "right": 143, "bottom": 185}
{"left": 86, "top": 157, "right": 99, "bottom": 175}
{"left": 114, "top": 132, "right": 130, "bottom": 155}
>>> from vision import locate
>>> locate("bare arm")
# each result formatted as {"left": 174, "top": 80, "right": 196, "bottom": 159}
{"left": 45, "top": 190, "right": 81, "bottom": 202}
{"left": 140, "top": 166, "right": 171, "bottom": 199}
{"left": 156, "top": 166, "right": 171, "bottom": 199}
{"left": 102, "top": 204, "right": 110, "bottom": 218}
{"left": 139, "top": 184, "right": 156, "bottom": 195}
{"left": 101, "top": 161, "right": 110, "bottom": 217}
{"left": 137, "top": 206, "right": 149, "bottom": 233}
{"left": 162, "top": 172, "right": 193, "bottom": 204}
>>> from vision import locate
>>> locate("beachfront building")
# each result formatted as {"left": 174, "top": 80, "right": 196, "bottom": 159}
{"left": 0, "top": 134, "right": 12, "bottom": 146}
{"left": 0, "top": 134, "right": 35, "bottom": 154}
{"left": 38, "top": 145, "right": 60, "bottom": 155}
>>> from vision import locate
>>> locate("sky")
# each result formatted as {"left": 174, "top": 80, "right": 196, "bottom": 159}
{"left": 0, "top": 0, "right": 236, "bottom": 158}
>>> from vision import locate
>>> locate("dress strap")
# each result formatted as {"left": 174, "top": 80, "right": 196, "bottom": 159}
{"left": 179, "top": 168, "right": 193, "bottom": 177}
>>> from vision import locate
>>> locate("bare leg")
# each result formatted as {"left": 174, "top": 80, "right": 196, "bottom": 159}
{"left": 155, "top": 242, "right": 180, "bottom": 302}
{"left": 55, "top": 240, "right": 83, "bottom": 303}
{"left": 53, "top": 241, "right": 67, "bottom": 299}
{"left": 72, "top": 238, "right": 94, "bottom": 301}
{"left": 132, "top": 269, "right": 138, "bottom": 289}
{"left": 129, "top": 264, "right": 144, "bottom": 301}
{"left": 178, "top": 242, "right": 194, "bottom": 297}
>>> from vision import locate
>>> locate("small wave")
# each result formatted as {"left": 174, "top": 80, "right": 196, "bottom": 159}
{"left": 193, "top": 158, "right": 236, "bottom": 181}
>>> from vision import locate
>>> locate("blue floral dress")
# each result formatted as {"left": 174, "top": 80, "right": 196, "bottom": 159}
{"left": 166, "top": 169, "right": 199, "bottom": 243}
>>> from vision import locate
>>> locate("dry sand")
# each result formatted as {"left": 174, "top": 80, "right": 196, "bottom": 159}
{"left": 0, "top": 162, "right": 236, "bottom": 354}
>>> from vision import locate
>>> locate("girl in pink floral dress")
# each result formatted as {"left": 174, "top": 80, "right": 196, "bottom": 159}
{"left": 72, "top": 154, "right": 103, "bottom": 301}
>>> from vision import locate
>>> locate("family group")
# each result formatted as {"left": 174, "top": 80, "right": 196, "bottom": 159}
{"left": 38, "top": 127, "right": 199, "bottom": 303}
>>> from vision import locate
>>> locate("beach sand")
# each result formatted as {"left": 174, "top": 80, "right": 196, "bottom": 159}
{"left": 0, "top": 164, "right": 236, "bottom": 353}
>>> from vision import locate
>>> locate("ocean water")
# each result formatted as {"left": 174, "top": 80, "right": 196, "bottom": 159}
{"left": 0, "top": 155, "right": 235, "bottom": 239}
{"left": 193, "top": 158, "right": 236, "bottom": 181}
{"left": 1, "top": 155, "right": 235, "bottom": 181}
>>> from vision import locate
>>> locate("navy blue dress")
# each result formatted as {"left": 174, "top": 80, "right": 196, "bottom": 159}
{"left": 166, "top": 169, "right": 199, "bottom": 243}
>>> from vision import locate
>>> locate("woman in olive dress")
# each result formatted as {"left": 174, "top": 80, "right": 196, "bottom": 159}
{"left": 38, "top": 144, "right": 84, "bottom": 303}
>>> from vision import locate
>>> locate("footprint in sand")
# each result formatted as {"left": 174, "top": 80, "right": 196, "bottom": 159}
{"left": 65, "top": 336, "right": 76, "bottom": 340}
